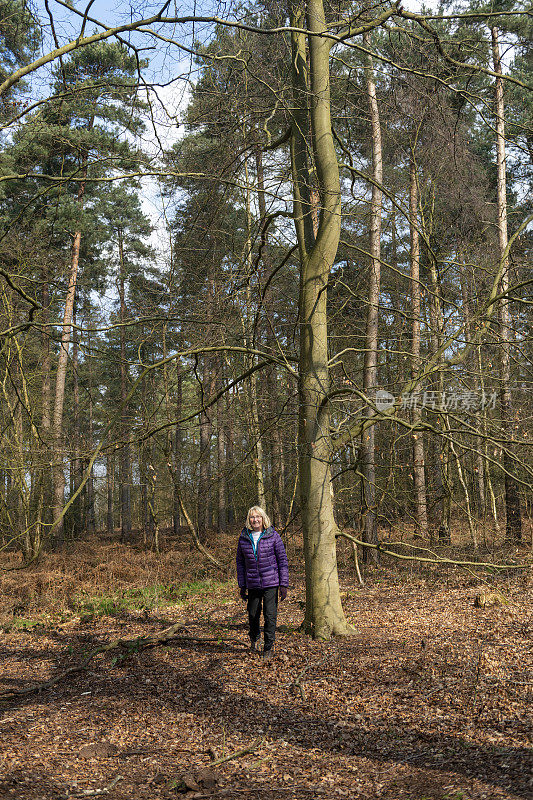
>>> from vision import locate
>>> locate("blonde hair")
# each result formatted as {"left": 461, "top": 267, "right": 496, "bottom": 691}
{"left": 246, "top": 505, "right": 271, "bottom": 530}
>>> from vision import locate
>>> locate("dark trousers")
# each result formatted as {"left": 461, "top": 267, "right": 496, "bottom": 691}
{"left": 247, "top": 587, "right": 278, "bottom": 651}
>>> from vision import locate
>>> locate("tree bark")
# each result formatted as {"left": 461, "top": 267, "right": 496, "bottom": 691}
{"left": 216, "top": 363, "right": 227, "bottom": 533}
{"left": 290, "top": 0, "right": 351, "bottom": 639}
{"left": 360, "top": 31, "right": 383, "bottom": 560}
{"left": 51, "top": 225, "right": 83, "bottom": 543}
{"left": 255, "top": 144, "right": 284, "bottom": 523}
{"left": 39, "top": 266, "right": 52, "bottom": 544}
{"left": 409, "top": 157, "right": 429, "bottom": 539}
{"left": 71, "top": 306, "right": 82, "bottom": 536}
{"left": 106, "top": 451, "right": 114, "bottom": 534}
{"left": 118, "top": 228, "right": 132, "bottom": 541}
{"left": 173, "top": 361, "right": 182, "bottom": 537}
{"left": 491, "top": 26, "right": 522, "bottom": 543}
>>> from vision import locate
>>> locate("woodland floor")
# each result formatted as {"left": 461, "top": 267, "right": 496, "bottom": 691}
{"left": 0, "top": 531, "right": 531, "bottom": 800}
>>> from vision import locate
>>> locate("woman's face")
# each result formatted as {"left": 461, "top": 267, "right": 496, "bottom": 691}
{"left": 249, "top": 512, "right": 263, "bottom": 531}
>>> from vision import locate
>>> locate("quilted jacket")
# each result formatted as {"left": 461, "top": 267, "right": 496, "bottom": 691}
{"left": 236, "top": 526, "right": 289, "bottom": 590}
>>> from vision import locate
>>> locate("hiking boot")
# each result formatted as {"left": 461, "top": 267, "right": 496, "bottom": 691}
{"left": 250, "top": 638, "right": 261, "bottom": 653}
{"left": 262, "top": 648, "right": 274, "bottom": 661}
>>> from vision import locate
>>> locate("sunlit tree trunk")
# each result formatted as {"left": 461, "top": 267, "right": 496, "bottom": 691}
{"left": 106, "top": 451, "right": 115, "bottom": 534}
{"left": 40, "top": 265, "right": 52, "bottom": 542}
{"left": 118, "top": 227, "right": 132, "bottom": 540}
{"left": 255, "top": 143, "right": 284, "bottom": 523}
{"left": 360, "top": 30, "right": 383, "bottom": 560}
{"left": 51, "top": 224, "right": 83, "bottom": 542}
{"left": 290, "top": 0, "right": 351, "bottom": 639}
{"left": 216, "top": 361, "right": 227, "bottom": 533}
{"left": 71, "top": 306, "right": 82, "bottom": 535}
{"left": 172, "top": 361, "right": 182, "bottom": 537}
{"left": 491, "top": 26, "right": 522, "bottom": 544}
{"left": 86, "top": 326, "right": 96, "bottom": 532}
{"left": 409, "top": 157, "right": 428, "bottom": 539}
{"left": 243, "top": 153, "right": 266, "bottom": 508}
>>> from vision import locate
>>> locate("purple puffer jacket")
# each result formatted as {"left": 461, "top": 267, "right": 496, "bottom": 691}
{"left": 236, "top": 526, "right": 289, "bottom": 590}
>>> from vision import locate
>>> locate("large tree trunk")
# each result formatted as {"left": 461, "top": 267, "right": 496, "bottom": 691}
{"left": 290, "top": 0, "right": 351, "bottom": 639}
{"left": 409, "top": 157, "right": 428, "bottom": 539}
{"left": 360, "top": 30, "right": 383, "bottom": 561}
{"left": 491, "top": 27, "right": 522, "bottom": 544}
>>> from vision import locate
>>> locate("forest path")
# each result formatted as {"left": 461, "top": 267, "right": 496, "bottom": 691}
{"left": 0, "top": 570, "right": 531, "bottom": 800}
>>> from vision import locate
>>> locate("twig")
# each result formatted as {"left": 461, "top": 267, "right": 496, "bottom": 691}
{"left": 284, "top": 655, "right": 329, "bottom": 701}
{"left": 336, "top": 530, "right": 529, "bottom": 570}
{"left": 166, "top": 738, "right": 264, "bottom": 791}
{"left": 207, "top": 737, "right": 265, "bottom": 767}
{"left": 69, "top": 775, "right": 122, "bottom": 797}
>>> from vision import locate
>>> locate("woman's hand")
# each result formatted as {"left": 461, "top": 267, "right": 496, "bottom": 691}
{"left": 240, "top": 588, "right": 248, "bottom": 601}
{"left": 279, "top": 586, "right": 288, "bottom": 601}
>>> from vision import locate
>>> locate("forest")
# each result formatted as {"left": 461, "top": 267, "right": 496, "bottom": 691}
{"left": 0, "top": 0, "right": 531, "bottom": 798}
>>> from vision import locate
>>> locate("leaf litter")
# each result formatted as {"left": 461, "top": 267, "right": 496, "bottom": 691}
{"left": 0, "top": 536, "right": 531, "bottom": 800}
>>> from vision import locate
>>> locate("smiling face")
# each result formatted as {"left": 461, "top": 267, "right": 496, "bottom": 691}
{"left": 249, "top": 512, "right": 264, "bottom": 532}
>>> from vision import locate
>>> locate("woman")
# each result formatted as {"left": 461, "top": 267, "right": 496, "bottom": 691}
{"left": 236, "top": 505, "right": 289, "bottom": 660}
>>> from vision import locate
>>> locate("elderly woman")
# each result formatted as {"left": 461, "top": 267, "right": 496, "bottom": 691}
{"left": 236, "top": 506, "right": 289, "bottom": 660}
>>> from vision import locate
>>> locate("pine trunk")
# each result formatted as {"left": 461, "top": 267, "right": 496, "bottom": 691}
{"left": 118, "top": 229, "right": 132, "bottom": 541}
{"left": 491, "top": 27, "right": 522, "bottom": 543}
{"left": 409, "top": 158, "right": 428, "bottom": 539}
{"left": 360, "top": 31, "right": 383, "bottom": 560}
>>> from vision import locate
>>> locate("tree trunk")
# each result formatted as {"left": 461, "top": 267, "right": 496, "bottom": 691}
{"left": 360, "top": 30, "right": 383, "bottom": 561}
{"left": 409, "top": 157, "right": 429, "bottom": 539}
{"left": 118, "top": 228, "right": 132, "bottom": 541}
{"left": 217, "top": 365, "right": 227, "bottom": 533}
{"left": 255, "top": 144, "right": 284, "bottom": 524}
{"left": 51, "top": 226, "right": 82, "bottom": 542}
{"left": 225, "top": 391, "right": 235, "bottom": 525}
{"left": 40, "top": 265, "right": 52, "bottom": 543}
{"left": 243, "top": 153, "right": 266, "bottom": 508}
{"left": 198, "top": 354, "right": 214, "bottom": 537}
{"left": 71, "top": 306, "right": 82, "bottom": 536}
{"left": 290, "top": 0, "right": 351, "bottom": 639}
{"left": 172, "top": 362, "right": 182, "bottom": 537}
{"left": 86, "top": 327, "right": 96, "bottom": 532}
{"left": 198, "top": 270, "right": 215, "bottom": 536}
{"left": 106, "top": 451, "right": 115, "bottom": 534}
{"left": 491, "top": 26, "right": 522, "bottom": 544}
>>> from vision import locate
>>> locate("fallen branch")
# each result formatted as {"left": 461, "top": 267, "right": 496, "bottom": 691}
{"left": 0, "top": 622, "right": 184, "bottom": 701}
{"left": 284, "top": 655, "right": 329, "bottom": 702}
{"left": 166, "top": 737, "right": 264, "bottom": 791}
{"left": 336, "top": 531, "right": 529, "bottom": 571}
{"left": 206, "top": 737, "right": 264, "bottom": 768}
